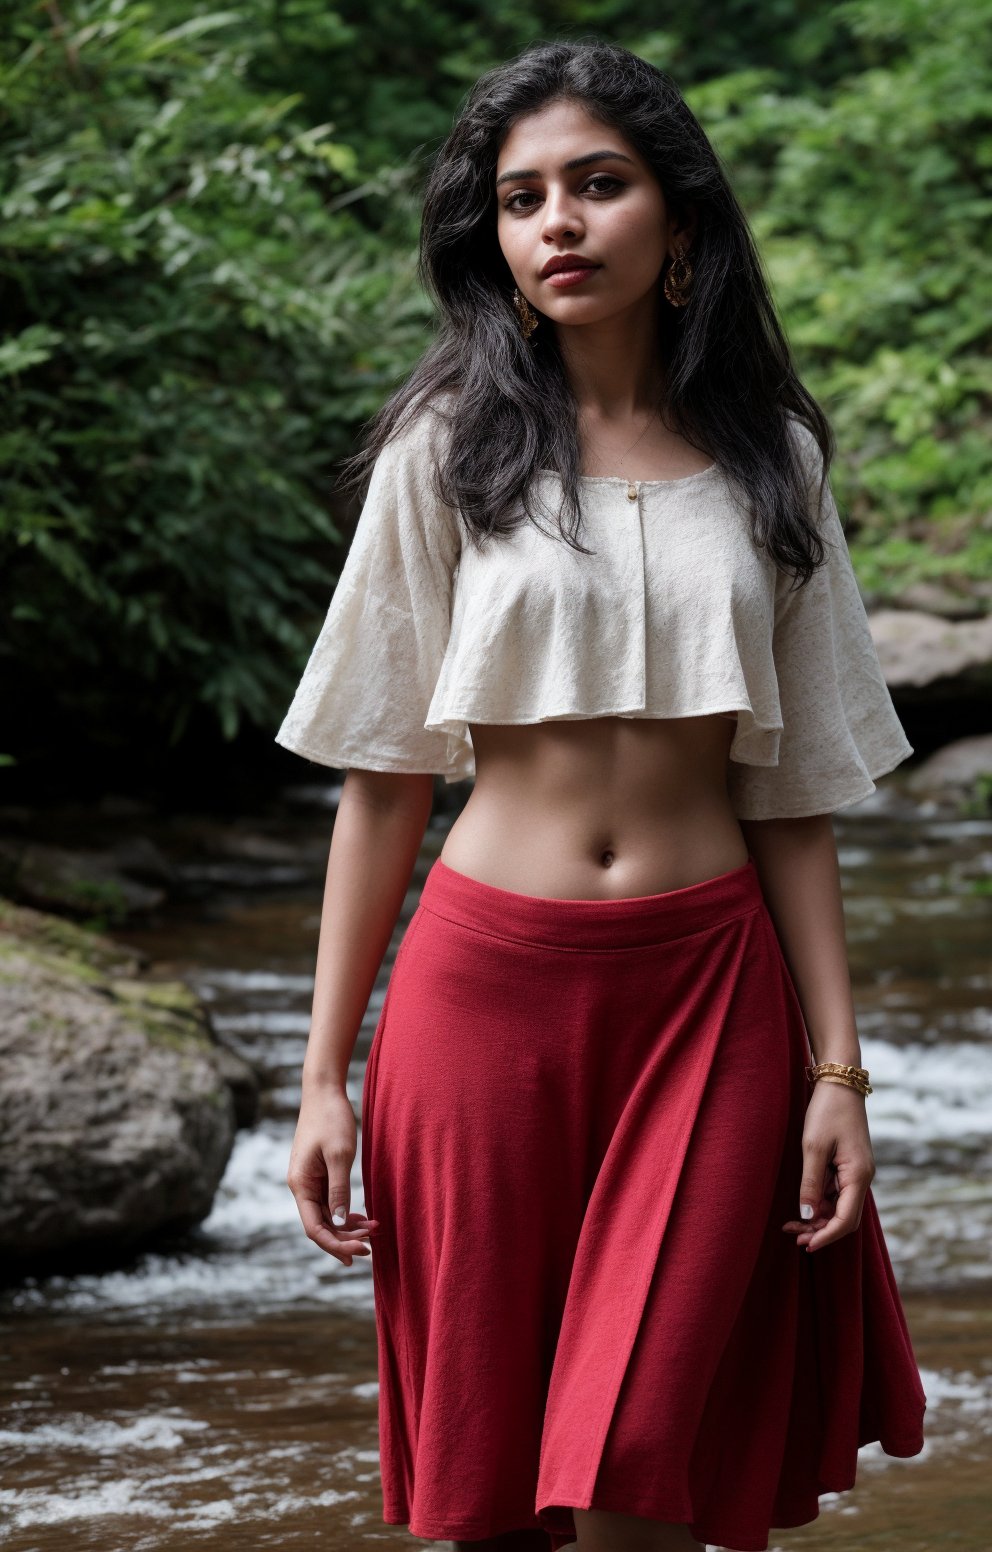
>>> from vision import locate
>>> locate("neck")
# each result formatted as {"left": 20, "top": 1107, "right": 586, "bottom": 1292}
{"left": 554, "top": 289, "right": 666, "bottom": 421}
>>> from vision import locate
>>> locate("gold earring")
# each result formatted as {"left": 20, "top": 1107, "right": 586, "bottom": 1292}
{"left": 512, "top": 286, "right": 539, "bottom": 340}
{"left": 663, "top": 244, "right": 694, "bottom": 307}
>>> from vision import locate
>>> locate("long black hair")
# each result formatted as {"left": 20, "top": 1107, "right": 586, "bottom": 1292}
{"left": 338, "top": 37, "right": 833, "bottom": 585}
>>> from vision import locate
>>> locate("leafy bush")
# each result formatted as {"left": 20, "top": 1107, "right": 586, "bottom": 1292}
{"left": 1, "top": 0, "right": 988, "bottom": 781}
{"left": 0, "top": 2, "right": 432, "bottom": 759}
{"left": 684, "top": 0, "right": 992, "bottom": 597}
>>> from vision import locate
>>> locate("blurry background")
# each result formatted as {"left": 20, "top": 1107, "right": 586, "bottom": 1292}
{"left": 1, "top": 4, "right": 990, "bottom": 1549}
{"left": 1, "top": 0, "right": 990, "bottom": 800}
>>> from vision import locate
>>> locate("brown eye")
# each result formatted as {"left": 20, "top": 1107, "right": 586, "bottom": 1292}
{"left": 504, "top": 190, "right": 539, "bottom": 211}
{"left": 502, "top": 175, "right": 625, "bottom": 211}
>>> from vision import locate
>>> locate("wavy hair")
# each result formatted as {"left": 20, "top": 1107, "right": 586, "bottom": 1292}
{"left": 338, "top": 37, "right": 833, "bottom": 585}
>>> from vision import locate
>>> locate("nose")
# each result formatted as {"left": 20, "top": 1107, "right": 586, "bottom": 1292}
{"left": 540, "top": 186, "right": 584, "bottom": 246}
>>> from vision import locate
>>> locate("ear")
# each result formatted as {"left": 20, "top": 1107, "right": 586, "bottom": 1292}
{"left": 669, "top": 202, "right": 699, "bottom": 253}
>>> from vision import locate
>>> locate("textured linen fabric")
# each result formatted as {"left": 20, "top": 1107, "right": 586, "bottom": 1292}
{"left": 275, "top": 404, "right": 913, "bottom": 818}
{"left": 361, "top": 855, "right": 927, "bottom": 1550}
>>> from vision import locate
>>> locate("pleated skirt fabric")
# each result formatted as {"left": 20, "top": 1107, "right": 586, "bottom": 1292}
{"left": 360, "top": 855, "right": 926, "bottom": 1551}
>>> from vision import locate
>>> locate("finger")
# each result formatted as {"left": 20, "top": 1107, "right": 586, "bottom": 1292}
{"left": 781, "top": 1214, "right": 831, "bottom": 1235}
{"left": 782, "top": 1186, "right": 836, "bottom": 1235}
{"left": 294, "top": 1194, "right": 373, "bottom": 1260}
{"left": 803, "top": 1182, "right": 868, "bottom": 1252}
{"left": 784, "top": 1178, "right": 836, "bottom": 1230}
{"left": 328, "top": 1194, "right": 378, "bottom": 1250}
{"left": 335, "top": 1212, "right": 380, "bottom": 1233}
{"left": 329, "top": 1181, "right": 350, "bottom": 1227}
{"left": 326, "top": 1180, "right": 381, "bottom": 1232}
{"left": 321, "top": 1200, "right": 373, "bottom": 1257}
{"left": 290, "top": 1177, "right": 374, "bottom": 1256}
{"left": 324, "top": 1171, "right": 376, "bottom": 1253}
{"left": 781, "top": 1213, "right": 831, "bottom": 1248}
{"left": 799, "top": 1141, "right": 833, "bottom": 1225}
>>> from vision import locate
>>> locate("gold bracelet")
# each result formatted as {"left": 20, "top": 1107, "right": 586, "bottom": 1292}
{"left": 805, "top": 1060, "right": 873, "bottom": 1096}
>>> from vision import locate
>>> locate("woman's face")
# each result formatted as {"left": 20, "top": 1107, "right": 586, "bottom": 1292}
{"left": 495, "top": 98, "right": 692, "bottom": 331}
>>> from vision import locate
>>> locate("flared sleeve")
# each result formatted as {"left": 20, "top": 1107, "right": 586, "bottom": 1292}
{"left": 727, "top": 427, "right": 913, "bottom": 820}
{"left": 274, "top": 407, "right": 463, "bottom": 778}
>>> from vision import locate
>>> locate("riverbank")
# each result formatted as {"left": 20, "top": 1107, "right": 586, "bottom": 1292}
{"left": 1, "top": 773, "right": 989, "bottom": 1548}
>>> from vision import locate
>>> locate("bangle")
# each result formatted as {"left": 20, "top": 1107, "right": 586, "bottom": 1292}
{"left": 805, "top": 1060, "right": 873, "bottom": 1096}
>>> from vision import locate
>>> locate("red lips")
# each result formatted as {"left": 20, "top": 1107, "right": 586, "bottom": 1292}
{"left": 539, "top": 253, "right": 600, "bottom": 278}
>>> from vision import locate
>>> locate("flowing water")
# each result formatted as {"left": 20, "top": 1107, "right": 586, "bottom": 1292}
{"left": 1, "top": 778, "right": 990, "bottom": 1550}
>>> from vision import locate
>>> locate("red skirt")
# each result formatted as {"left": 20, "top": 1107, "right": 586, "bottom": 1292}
{"left": 360, "top": 855, "right": 926, "bottom": 1550}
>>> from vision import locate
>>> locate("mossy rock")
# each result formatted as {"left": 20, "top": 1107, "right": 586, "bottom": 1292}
{"left": 0, "top": 892, "right": 261, "bottom": 1277}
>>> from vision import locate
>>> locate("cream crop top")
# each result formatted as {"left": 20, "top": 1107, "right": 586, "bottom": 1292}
{"left": 274, "top": 402, "right": 913, "bottom": 820}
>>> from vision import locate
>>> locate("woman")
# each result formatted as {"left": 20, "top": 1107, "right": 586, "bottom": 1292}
{"left": 279, "top": 39, "right": 926, "bottom": 1552}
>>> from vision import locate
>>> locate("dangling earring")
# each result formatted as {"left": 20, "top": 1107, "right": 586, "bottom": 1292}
{"left": 663, "top": 243, "right": 694, "bottom": 307}
{"left": 512, "top": 286, "right": 539, "bottom": 340}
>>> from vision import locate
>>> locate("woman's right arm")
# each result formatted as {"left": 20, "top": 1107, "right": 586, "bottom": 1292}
{"left": 286, "top": 767, "right": 435, "bottom": 1266}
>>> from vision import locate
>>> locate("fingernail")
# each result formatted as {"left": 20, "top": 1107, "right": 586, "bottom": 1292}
{"left": 800, "top": 1203, "right": 814, "bottom": 1221}
{"left": 331, "top": 1205, "right": 347, "bottom": 1225}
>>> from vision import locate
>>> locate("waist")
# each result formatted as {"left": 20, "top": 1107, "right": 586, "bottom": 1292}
{"left": 440, "top": 713, "right": 746, "bottom": 899}
{"left": 419, "top": 853, "right": 764, "bottom": 949}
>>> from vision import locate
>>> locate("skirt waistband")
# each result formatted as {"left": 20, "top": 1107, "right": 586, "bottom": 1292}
{"left": 418, "top": 855, "right": 765, "bottom": 951}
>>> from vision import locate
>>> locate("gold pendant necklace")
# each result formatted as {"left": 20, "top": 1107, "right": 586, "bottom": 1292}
{"left": 588, "top": 408, "right": 659, "bottom": 502}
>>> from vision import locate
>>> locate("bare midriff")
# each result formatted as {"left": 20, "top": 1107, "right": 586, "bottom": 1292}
{"left": 438, "top": 713, "right": 750, "bottom": 900}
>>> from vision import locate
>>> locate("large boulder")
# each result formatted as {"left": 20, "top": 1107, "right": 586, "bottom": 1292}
{"left": 870, "top": 608, "right": 992, "bottom": 696}
{"left": 0, "top": 834, "right": 177, "bottom": 921}
{"left": 0, "top": 896, "right": 258, "bottom": 1277}
{"left": 904, "top": 733, "right": 992, "bottom": 802}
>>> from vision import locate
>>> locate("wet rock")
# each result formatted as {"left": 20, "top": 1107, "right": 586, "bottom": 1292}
{"left": 0, "top": 896, "right": 260, "bottom": 1277}
{"left": 870, "top": 609, "right": 992, "bottom": 694}
{"left": 212, "top": 1042, "right": 264, "bottom": 1129}
{"left": 104, "top": 834, "right": 181, "bottom": 888}
{"left": 897, "top": 582, "right": 988, "bottom": 621}
{"left": 0, "top": 837, "right": 177, "bottom": 922}
{"left": 905, "top": 734, "right": 992, "bottom": 802}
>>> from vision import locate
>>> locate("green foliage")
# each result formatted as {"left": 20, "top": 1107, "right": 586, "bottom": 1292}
{"left": 248, "top": 0, "right": 869, "bottom": 165}
{"left": 0, "top": 0, "right": 432, "bottom": 755}
{"left": 685, "top": 0, "right": 992, "bottom": 592}
{"left": 1, "top": 0, "right": 989, "bottom": 776}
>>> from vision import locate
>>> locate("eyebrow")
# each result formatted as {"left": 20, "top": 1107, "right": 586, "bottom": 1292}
{"left": 495, "top": 149, "right": 637, "bottom": 190}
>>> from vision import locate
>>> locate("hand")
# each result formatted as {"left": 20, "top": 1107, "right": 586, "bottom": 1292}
{"left": 781, "top": 1079, "right": 876, "bottom": 1254}
{"left": 286, "top": 1082, "right": 379, "bottom": 1266}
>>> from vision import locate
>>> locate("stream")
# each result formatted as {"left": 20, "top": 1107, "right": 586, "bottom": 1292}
{"left": 1, "top": 776, "right": 990, "bottom": 1550}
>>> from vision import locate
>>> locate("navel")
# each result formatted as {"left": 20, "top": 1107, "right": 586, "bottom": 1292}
{"left": 600, "top": 848, "right": 615, "bottom": 868}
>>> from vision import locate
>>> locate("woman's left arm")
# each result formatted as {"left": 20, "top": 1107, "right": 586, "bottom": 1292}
{"left": 740, "top": 812, "right": 877, "bottom": 1256}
